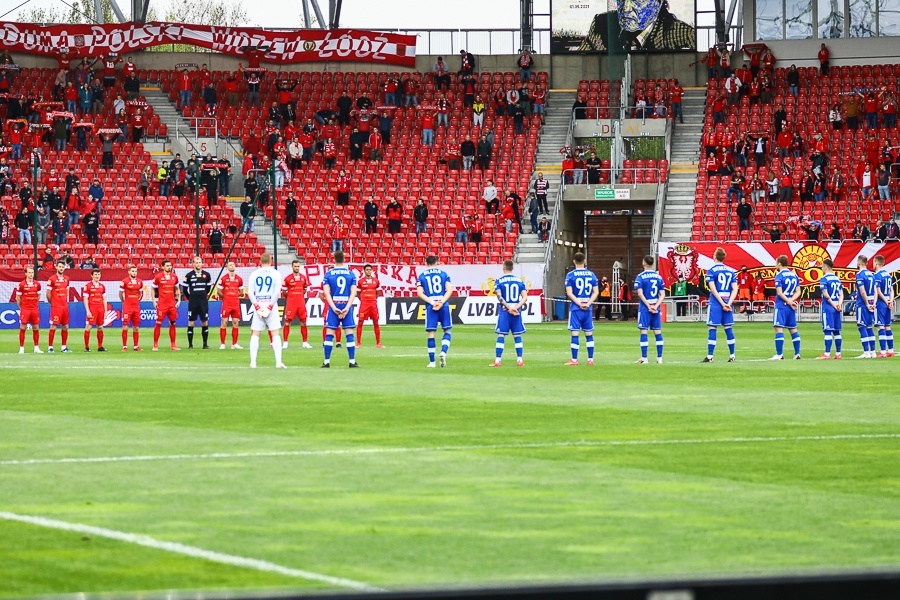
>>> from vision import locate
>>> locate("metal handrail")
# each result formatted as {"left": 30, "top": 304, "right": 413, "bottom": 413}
{"left": 650, "top": 119, "right": 673, "bottom": 254}
{"left": 541, "top": 103, "right": 575, "bottom": 313}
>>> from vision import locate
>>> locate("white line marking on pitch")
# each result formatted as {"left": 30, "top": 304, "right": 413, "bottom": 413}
{"left": 0, "top": 512, "right": 383, "bottom": 592}
{"left": 2, "top": 434, "right": 897, "bottom": 467}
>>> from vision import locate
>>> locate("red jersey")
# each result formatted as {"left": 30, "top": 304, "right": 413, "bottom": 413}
{"left": 218, "top": 273, "right": 244, "bottom": 307}
{"left": 83, "top": 281, "right": 106, "bottom": 307}
{"left": 17, "top": 280, "right": 41, "bottom": 310}
{"left": 47, "top": 274, "right": 70, "bottom": 307}
{"left": 153, "top": 271, "right": 179, "bottom": 308}
{"left": 818, "top": 48, "right": 829, "bottom": 63}
{"left": 357, "top": 276, "right": 380, "bottom": 304}
{"left": 124, "top": 61, "right": 136, "bottom": 77}
{"left": 737, "top": 272, "right": 752, "bottom": 289}
{"left": 282, "top": 273, "right": 309, "bottom": 304}
{"left": 120, "top": 277, "right": 144, "bottom": 309}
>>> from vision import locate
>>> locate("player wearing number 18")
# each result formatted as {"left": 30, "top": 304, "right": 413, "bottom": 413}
{"left": 490, "top": 260, "right": 527, "bottom": 367}
{"left": 321, "top": 250, "right": 360, "bottom": 368}
{"left": 634, "top": 256, "right": 665, "bottom": 364}
{"left": 248, "top": 253, "right": 285, "bottom": 369}
{"left": 417, "top": 255, "right": 455, "bottom": 368}
{"left": 817, "top": 259, "right": 843, "bottom": 360}
{"left": 564, "top": 252, "right": 599, "bottom": 366}
{"left": 703, "top": 247, "right": 737, "bottom": 363}
{"left": 770, "top": 255, "right": 802, "bottom": 360}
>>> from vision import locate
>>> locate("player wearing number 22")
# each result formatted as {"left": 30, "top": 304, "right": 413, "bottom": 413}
{"left": 417, "top": 255, "right": 454, "bottom": 368}
{"left": 491, "top": 260, "right": 527, "bottom": 367}
{"left": 817, "top": 259, "right": 843, "bottom": 360}
{"left": 564, "top": 252, "right": 599, "bottom": 366}
{"left": 634, "top": 255, "right": 665, "bottom": 364}
{"left": 248, "top": 253, "right": 285, "bottom": 369}
{"left": 322, "top": 250, "right": 360, "bottom": 368}
{"left": 770, "top": 255, "right": 802, "bottom": 360}
{"left": 703, "top": 247, "right": 737, "bottom": 362}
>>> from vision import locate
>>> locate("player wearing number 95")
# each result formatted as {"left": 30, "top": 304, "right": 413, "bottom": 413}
{"left": 703, "top": 247, "right": 737, "bottom": 362}
{"left": 417, "top": 255, "right": 454, "bottom": 368}
{"left": 248, "top": 253, "right": 286, "bottom": 369}
{"left": 490, "top": 260, "right": 528, "bottom": 367}
{"left": 321, "top": 250, "right": 360, "bottom": 368}
{"left": 817, "top": 258, "right": 843, "bottom": 360}
{"left": 770, "top": 255, "right": 802, "bottom": 360}
{"left": 634, "top": 255, "right": 665, "bottom": 364}
{"left": 564, "top": 252, "right": 599, "bottom": 366}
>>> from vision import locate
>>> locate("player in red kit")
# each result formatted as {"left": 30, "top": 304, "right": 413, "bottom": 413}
{"left": 217, "top": 260, "right": 245, "bottom": 350}
{"left": 356, "top": 264, "right": 385, "bottom": 348}
{"left": 83, "top": 268, "right": 108, "bottom": 352}
{"left": 46, "top": 260, "right": 73, "bottom": 353}
{"left": 282, "top": 259, "right": 313, "bottom": 349}
{"left": 152, "top": 259, "right": 182, "bottom": 351}
{"left": 119, "top": 265, "right": 144, "bottom": 351}
{"left": 17, "top": 266, "right": 43, "bottom": 354}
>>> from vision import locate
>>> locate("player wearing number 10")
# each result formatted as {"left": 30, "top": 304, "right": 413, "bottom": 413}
{"left": 321, "top": 250, "right": 360, "bottom": 368}
{"left": 248, "top": 253, "right": 285, "bottom": 369}
{"left": 490, "top": 260, "right": 527, "bottom": 367}
{"left": 634, "top": 255, "right": 665, "bottom": 364}
{"left": 564, "top": 252, "right": 599, "bottom": 366}
{"left": 770, "top": 255, "right": 802, "bottom": 360}
{"left": 417, "top": 255, "right": 454, "bottom": 368}
{"left": 703, "top": 247, "right": 737, "bottom": 362}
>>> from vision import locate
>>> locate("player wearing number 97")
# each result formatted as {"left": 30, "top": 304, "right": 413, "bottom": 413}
{"left": 703, "top": 247, "right": 737, "bottom": 362}
{"left": 417, "top": 255, "right": 454, "bottom": 368}
{"left": 564, "top": 252, "right": 599, "bottom": 366}
{"left": 634, "top": 255, "right": 665, "bottom": 364}
{"left": 490, "top": 260, "right": 527, "bottom": 367}
{"left": 248, "top": 253, "right": 286, "bottom": 369}
{"left": 854, "top": 255, "right": 877, "bottom": 359}
{"left": 817, "top": 259, "right": 843, "bottom": 360}
{"left": 321, "top": 250, "right": 360, "bottom": 368}
{"left": 770, "top": 255, "right": 802, "bottom": 360}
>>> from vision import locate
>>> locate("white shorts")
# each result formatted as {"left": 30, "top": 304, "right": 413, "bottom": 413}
{"left": 251, "top": 304, "right": 282, "bottom": 331}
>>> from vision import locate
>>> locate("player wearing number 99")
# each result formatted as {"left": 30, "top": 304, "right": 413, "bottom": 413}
{"left": 417, "top": 255, "right": 454, "bottom": 368}
{"left": 248, "top": 252, "right": 286, "bottom": 369}
{"left": 817, "top": 259, "right": 843, "bottom": 360}
{"left": 770, "top": 255, "right": 802, "bottom": 360}
{"left": 634, "top": 255, "right": 665, "bottom": 364}
{"left": 321, "top": 250, "right": 360, "bottom": 368}
{"left": 564, "top": 252, "right": 599, "bottom": 366}
{"left": 490, "top": 260, "right": 527, "bottom": 367}
{"left": 702, "top": 247, "right": 737, "bottom": 362}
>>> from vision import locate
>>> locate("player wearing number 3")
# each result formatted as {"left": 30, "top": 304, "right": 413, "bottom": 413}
{"left": 321, "top": 250, "right": 360, "bottom": 368}
{"left": 634, "top": 255, "right": 666, "bottom": 364}
{"left": 490, "top": 260, "right": 527, "bottom": 367}
{"left": 248, "top": 253, "right": 286, "bottom": 369}
{"left": 770, "top": 255, "right": 802, "bottom": 360}
{"left": 702, "top": 247, "right": 737, "bottom": 362}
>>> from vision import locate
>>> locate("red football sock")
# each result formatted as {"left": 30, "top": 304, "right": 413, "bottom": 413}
{"left": 232, "top": 327, "right": 239, "bottom": 345}
{"left": 322, "top": 327, "right": 327, "bottom": 342}
{"left": 19, "top": 329, "right": 25, "bottom": 347}
{"left": 33, "top": 329, "right": 39, "bottom": 346}
{"left": 283, "top": 325, "right": 291, "bottom": 341}
{"left": 300, "top": 324, "right": 308, "bottom": 342}
{"left": 61, "top": 330, "right": 68, "bottom": 346}
{"left": 48, "top": 329, "right": 56, "bottom": 347}
{"left": 268, "top": 330, "right": 273, "bottom": 343}
{"left": 153, "top": 324, "right": 161, "bottom": 345}
{"left": 84, "top": 330, "right": 91, "bottom": 349}
{"left": 97, "top": 330, "right": 104, "bottom": 346}
{"left": 373, "top": 323, "right": 381, "bottom": 344}
{"left": 122, "top": 330, "right": 128, "bottom": 346}
{"left": 356, "top": 323, "right": 363, "bottom": 344}
{"left": 169, "top": 324, "right": 176, "bottom": 344}
{"left": 335, "top": 328, "right": 342, "bottom": 343}
{"left": 220, "top": 327, "right": 227, "bottom": 344}
{"left": 133, "top": 330, "right": 139, "bottom": 346}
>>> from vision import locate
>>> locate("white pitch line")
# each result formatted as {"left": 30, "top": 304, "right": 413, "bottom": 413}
{"left": 1, "top": 433, "right": 897, "bottom": 467}
{"left": 0, "top": 512, "right": 383, "bottom": 592}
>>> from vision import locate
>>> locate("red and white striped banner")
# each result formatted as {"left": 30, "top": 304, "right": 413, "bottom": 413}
{"left": 0, "top": 22, "right": 417, "bottom": 67}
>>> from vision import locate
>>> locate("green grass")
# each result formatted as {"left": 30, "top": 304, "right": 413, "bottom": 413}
{"left": 1, "top": 322, "right": 899, "bottom": 597}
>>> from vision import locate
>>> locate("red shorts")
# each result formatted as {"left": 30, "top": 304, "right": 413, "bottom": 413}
{"left": 357, "top": 303, "right": 379, "bottom": 321}
{"left": 122, "top": 307, "right": 142, "bottom": 327}
{"left": 86, "top": 304, "right": 107, "bottom": 326}
{"left": 19, "top": 307, "right": 40, "bottom": 326}
{"left": 156, "top": 305, "right": 179, "bottom": 323}
{"left": 284, "top": 300, "right": 308, "bottom": 323}
{"left": 221, "top": 304, "right": 241, "bottom": 321}
{"left": 50, "top": 305, "right": 70, "bottom": 326}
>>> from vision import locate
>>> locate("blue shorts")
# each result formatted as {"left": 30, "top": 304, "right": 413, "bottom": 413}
{"left": 821, "top": 308, "right": 842, "bottom": 332}
{"left": 706, "top": 301, "right": 734, "bottom": 327}
{"left": 568, "top": 306, "right": 594, "bottom": 332}
{"left": 773, "top": 306, "right": 797, "bottom": 329}
{"left": 325, "top": 303, "right": 356, "bottom": 330}
{"left": 856, "top": 305, "right": 875, "bottom": 327}
{"left": 496, "top": 310, "right": 526, "bottom": 335}
{"left": 876, "top": 303, "right": 892, "bottom": 327}
{"left": 637, "top": 308, "right": 662, "bottom": 331}
{"left": 425, "top": 303, "right": 453, "bottom": 331}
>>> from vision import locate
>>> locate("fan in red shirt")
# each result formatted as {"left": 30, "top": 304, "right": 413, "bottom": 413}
{"left": 46, "top": 260, "right": 72, "bottom": 353}
{"left": 82, "top": 268, "right": 108, "bottom": 352}
{"left": 281, "top": 259, "right": 312, "bottom": 349}
{"left": 215, "top": 260, "right": 245, "bottom": 350}
{"left": 356, "top": 264, "right": 384, "bottom": 348}
{"left": 16, "top": 265, "right": 42, "bottom": 353}
{"left": 152, "top": 259, "right": 182, "bottom": 351}
{"left": 119, "top": 264, "right": 144, "bottom": 351}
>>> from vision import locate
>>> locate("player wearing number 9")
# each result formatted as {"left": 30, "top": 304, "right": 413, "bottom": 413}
{"left": 248, "top": 253, "right": 286, "bottom": 369}
{"left": 321, "top": 250, "right": 360, "bottom": 368}
{"left": 702, "top": 247, "right": 738, "bottom": 362}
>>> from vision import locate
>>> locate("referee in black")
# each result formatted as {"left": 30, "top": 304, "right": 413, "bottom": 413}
{"left": 182, "top": 256, "right": 213, "bottom": 349}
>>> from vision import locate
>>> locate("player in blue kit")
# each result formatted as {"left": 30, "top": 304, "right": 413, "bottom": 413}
{"left": 490, "top": 260, "right": 528, "bottom": 367}
{"left": 702, "top": 247, "right": 738, "bottom": 362}
{"left": 817, "top": 259, "right": 844, "bottom": 360}
{"left": 872, "top": 255, "right": 895, "bottom": 358}
{"left": 855, "top": 254, "right": 877, "bottom": 359}
{"left": 634, "top": 255, "right": 666, "bottom": 364}
{"left": 770, "top": 255, "right": 802, "bottom": 360}
{"left": 321, "top": 251, "right": 360, "bottom": 368}
{"left": 417, "top": 255, "right": 454, "bottom": 368}
{"left": 564, "top": 252, "right": 599, "bottom": 366}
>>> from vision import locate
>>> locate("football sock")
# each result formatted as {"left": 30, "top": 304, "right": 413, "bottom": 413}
{"left": 49, "top": 329, "right": 56, "bottom": 347}
{"left": 324, "top": 334, "right": 334, "bottom": 362}
{"left": 356, "top": 323, "right": 363, "bottom": 344}
{"left": 834, "top": 334, "right": 842, "bottom": 354}
{"left": 322, "top": 327, "right": 327, "bottom": 342}
{"left": 249, "top": 335, "right": 259, "bottom": 364}
{"left": 513, "top": 335, "right": 523, "bottom": 359}
{"left": 725, "top": 327, "right": 735, "bottom": 355}
{"left": 640, "top": 332, "right": 649, "bottom": 359}
{"left": 824, "top": 334, "right": 833, "bottom": 354}
{"left": 220, "top": 327, "right": 227, "bottom": 344}
{"left": 187, "top": 326, "right": 194, "bottom": 347}
{"left": 335, "top": 328, "right": 342, "bottom": 343}
{"left": 153, "top": 323, "right": 161, "bottom": 345}
{"left": 373, "top": 323, "right": 381, "bottom": 344}
{"left": 655, "top": 333, "right": 664, "bottom": 358}
{"left": 707, "top": 329, "right": 717, "bottom": 357}
{"left": 427, "top": 337, "right": 436, "bottom": 363}
{"left": 774, "top": 332, "right": 784, "bottom": 356}
{"left": 791, "top": 331, "right": 800, "bottom": 355}
{"left": 61, "top": 330, "right": 68, "bottom": 346}
{"left": 169, "top": 324, "right": 176, "bottom": 344}
{"left": 887, "top": 330, "right": 894, "bottom": 351}
{"left": 201, "top": 326, "right": 208, "bottom": 346}
{"left": 272, "top": 334, "right": 283, "bottom": 365}
{"left": 879, "top": 329, "right": 887, "bottom": 352}
{"left": 283, "top": 325, "right": 291, "bottom": 341}
{"left": 18, "top": 329, "right": 25, "bottom": 347}
{"left": 346, "top": 333, "right": 356, "bottom": 363}
{"left": 570, "top": 334, "right": 579, "bottom": 360}
{"left": 97, "top": 330, "right": 103, "bottom": 346}
{"left": 441, "top": 331, "right": 451, "bottom": 355}
{"left": 33, "top": 329, "right": 40, "bottom": 346}
{"left": 267, "top": 330, "right": 273, "bottom": 344}
{"left": 585, "top": 334, "right": 594, "bottom": 360}
{"left": 84, "top": 330, "right": 90, "bottom": 348}
{"left": 866, "top": 327, "right": 875, "bottom": 352}
{"left": 122, "top": 330, "right": 128, "bottom": 346}
{"left": 232, "top": 327, "right": 239, "bottom": 345}
{"left": 300, "top": 325, "right": 308, "bottom": 342}
{"left": 133, "top": 330, "right": 139, "bottom": 347}
{"left": 495, "top": 336, "right": 505, "bottom": 360}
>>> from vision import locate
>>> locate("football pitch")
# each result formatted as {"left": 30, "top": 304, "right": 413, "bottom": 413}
{"left": 1, "top": 321, "right": 898, "bottom": 597}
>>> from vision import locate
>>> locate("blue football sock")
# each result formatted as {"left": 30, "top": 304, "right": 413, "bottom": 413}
{"left": 655, "top": 333, "right": 664, "bottom": 358}
{"left": 879, "top": 329, "right": 887, "bottom": 352}
{"left": 834, "top": 334, "right": 842, "bottom": 354}
{"left": 513, "top": 335, "right": 523, "bottom": 359}
{"left": 570, "top": 334, "right": 579, "bottom": 360}
{"left": 824, "top": 334, "right": 833, "bottom": 354}
{"left": 887, "top": 330, "right": 894, "bottom": 351}
{"left": 791, "top": 331, "right": 801, "bottom": 355}
{"left": 345, "top": 333, "right": 356, "bottom": 362}
{"left": 725, "top": 327, "right": 735, "bottom": 355}
{"left": 495, "top": 336, "right": 505, "bottom": 360}
{"left": 866, "top": 327, "right": 876, "bottom": 352}
{"left": 441, "top": 331, "right": 451, "bottom": 355}
{"left": 585, "top": 334, "right": 595, "bottom": 359}
{"left": 774, "top": 332, "right": 784, "bottom": 356}
{"left": 639, "top": 332, "right": 649, "bottom": 359}
{"left": 324, "top": 334, "right": 334, "bottom": 362}
{"left": 707, "top": 328, "right": 717, "bottom": 357}
{"left": 427, "top": 337, "right": 436, "bottom": 363}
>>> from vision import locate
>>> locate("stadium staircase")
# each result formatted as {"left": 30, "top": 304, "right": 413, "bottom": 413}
{"left": 659, "top": 88, "right": 706, "bottom": 243}
{"left": 225, "top": 198, "right": 298, "bottom": 265}
{"left": 515, "top": 91, "right": 574, "bottom": 263}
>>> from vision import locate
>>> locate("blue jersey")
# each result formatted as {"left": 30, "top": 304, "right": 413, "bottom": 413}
{"left": 820, "top": 274, "right": 843, "bottom": 313}
{"left": 634, "top": 270, "right": 665, "bottom": 305}
{"left": 418, "top": 267, "right": 452, "bottom": 300}
{"left": 322, "top": 266, "right": 358, "bottom": 307}
{"left": 705, "top": 263, "right": 737, "bottom": 300}
{"left": 856, "top": 269, "right": 876, "bottom": 307}
{"left": 774, "top": 268, "right": 799, "bottom": 309}
{"left": 494, "top": 274, "right": 527, "bottom": 309}
{"left": 565, "top": 267, "right": 598, "bottom": 305}
{"left": 873, "top": 269, "right": 893, "bottom": 306}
